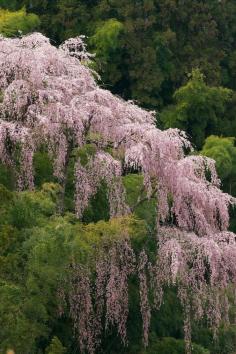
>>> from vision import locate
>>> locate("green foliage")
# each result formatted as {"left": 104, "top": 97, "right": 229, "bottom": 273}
{"left": 49, "top": 0, "right": 92, "bottom": 43}
{"left": 0, "top": 184, "right": 13, "bottom": 224}
{"left": 123, "top": 174, "right": 156, "bottom": 230}
{"left": 141, "top": 335, "right": 209, "bottom": 354}
{"left": 0, "top": 179, "right": 147, "bottom": 353}
{"left": 193, "top": 324, "right": 236, "bottom": 354}
{"left": 0, "top": 163, "right": 15, "bottom": 190}
{"left": 200, "top": 135, "right": 236, "bottom": 232}
{"left": 0, "top": 281, "right": 42, "bottom": 354}
{"left": 201, "top": 136, "right": 236, "bottom": 179}
{"left": 90, "top": 19, "right": 124, "bottom": 81}
{"left": 200, "top": 136, "right": 236, "bottom": 194}
{"left": 76, "top": 144, "right": 96, "bottom": 167}
{"left": 0, "top": 8, "right": 40, "bottom": 37}
{"left": 214, "top": 326, "right": 236, "bottom": 354}
{"left": 46, "top": 337, "right": 66, "bottom": 354}
{"left": 33, "top": 151, "right": 54, "bottom": 187}
{"left": 91, "top": 19, "right": 124, "bottom": 59}
{"left": 82, "top": 182, "right": 110, "bottom": 223}
{"left": 0, "top": 0, "right": 19, "bottom": 10}
{"left": 9, "top": 186, "right": 57, "bottom": 229}
{"left": 161, "top": 69, "right": 232, "bottom": 148}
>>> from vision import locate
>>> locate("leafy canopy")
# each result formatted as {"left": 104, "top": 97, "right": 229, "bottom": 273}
{"left": 0, "top": 8, "right": 40, "bottom": 37}
{"left": 200, "top": 135, "right": 236, "bottom": 194}
{"left": 161, "top": 69, "right": 232, "bottom": 148}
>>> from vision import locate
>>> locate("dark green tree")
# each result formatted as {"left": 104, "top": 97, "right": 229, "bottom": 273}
{"left": 161, "top": 69, "right": 232, "bottom": 148}
{"left": 200, "top": 135, "right": 236, "bottom": 195}
{"left": 46, "top": 337, "right": 66, "bottom": 354}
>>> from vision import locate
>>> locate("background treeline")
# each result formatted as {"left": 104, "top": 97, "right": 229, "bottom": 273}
{"left": 1, "top": 1, "right": 236, "bottom": 353}
{"left": 1, "top": 0, "right": 236, "bottom": 109}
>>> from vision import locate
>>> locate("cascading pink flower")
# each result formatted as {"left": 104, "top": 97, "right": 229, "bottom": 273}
{"left": 138, "top": 250, "right": 151, "bottom": 347}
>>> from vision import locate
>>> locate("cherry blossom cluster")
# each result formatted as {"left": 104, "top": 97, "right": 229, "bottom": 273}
{"left": 151, "top": 227, "right": 236, "bottom": 352}
{"left": 59, "top": 238, "right": 136, "bottom": 353}
{"left": 75, "top": 151, "right": 128, "bottom": 217}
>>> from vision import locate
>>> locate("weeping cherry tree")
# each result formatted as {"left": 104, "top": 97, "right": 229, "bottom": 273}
{"left": 0, "top": 33, "right": 236, "bottom": 353}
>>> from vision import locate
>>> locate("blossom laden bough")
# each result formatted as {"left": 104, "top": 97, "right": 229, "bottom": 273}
{"left": 0, "top": 33, "right": 236, "bottom": 354}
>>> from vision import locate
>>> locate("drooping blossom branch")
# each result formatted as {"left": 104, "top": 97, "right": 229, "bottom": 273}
{"left": 61, "top": 236, "right": 136, "bottom": 353}
{"left": 75, "top": 151, "right": 129, "bottom": 218}
{"left": 151, "top": 226, "right": 236, "bottom": 353}
{"left": 68, "top": 265, "right": 96, "bottom": 354}
{"left": 104, "top": 239, "right": 136, "bottom": 344}
{"left": 138, "top": 250, "right": 151, "bottom": 347}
